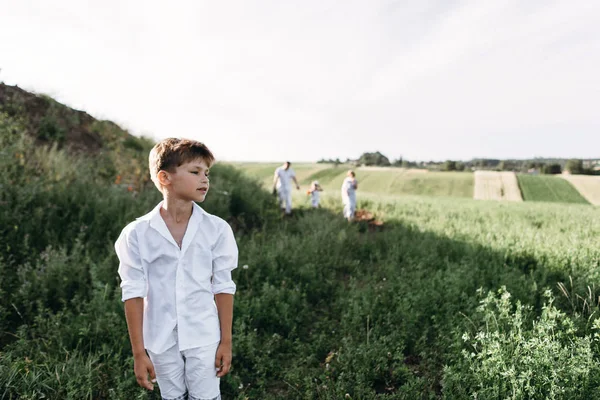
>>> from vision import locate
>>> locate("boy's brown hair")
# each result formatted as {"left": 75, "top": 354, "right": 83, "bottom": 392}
{"left": 149, "top": 138, "right": 215, "bottom": 191}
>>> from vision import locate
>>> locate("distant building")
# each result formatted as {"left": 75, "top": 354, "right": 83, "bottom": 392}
{"left": 583, "top": 159, "right": 600, "bottom": 169}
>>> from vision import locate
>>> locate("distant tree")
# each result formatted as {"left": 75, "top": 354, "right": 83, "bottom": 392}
{"left": 358, "top": 151, "right": 391, "bottom": 166}
{"left": 497, "top": 161, "right": 506, "bottom": 171}
{"left": 334, "top": 158, "right": 341, "bottom": 166}
{"left": 552, "top": 164, "right": 564, "bottom": 174}
{"left": 443, "top": 160, "right": 457, "bottom": 171}
{"left": 503, "top": 161, "right": 519, "bottom": 171}
{"left": 565, "top": 159, "right": 584, "bottom": 174}
{"left": 528, "top": 161, "right": 544, "bottom": 170}
{"left": 318, "top": 158, "right": 341, "bottom": 164}
{"left": 542, "top": 163, "right": 562, "bottom": 175}
{"left": 456, "top": 162, "right": 466, "bottom": 171}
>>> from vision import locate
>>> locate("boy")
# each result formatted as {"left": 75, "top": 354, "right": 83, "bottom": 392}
{"left": 115, "top": 138, "right": 237, "bottom": 400}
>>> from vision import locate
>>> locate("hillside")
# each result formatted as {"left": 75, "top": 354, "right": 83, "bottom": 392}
{"left": 0, "top": 83, "right": 159, "bottom": 189}
{"left": 0, "top": 83, "right": 150, "bottom": 152}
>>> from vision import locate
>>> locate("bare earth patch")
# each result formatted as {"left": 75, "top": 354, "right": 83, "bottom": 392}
{"left": 561, "top": 175, "right": 600, "bottom": 205}
{"left": 474, "top": 171, "right": 523, "bottom": 202}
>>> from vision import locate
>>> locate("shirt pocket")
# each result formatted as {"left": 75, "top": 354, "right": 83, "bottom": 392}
{"left": 141, "top": 230, "right": 177, "bottom": 265}
{"left": 186, "top": 245, "right": 213, "bottom": 287}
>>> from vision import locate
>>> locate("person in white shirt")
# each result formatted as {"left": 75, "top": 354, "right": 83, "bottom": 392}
{"left": 272, "top": 161, "right": 300, "bottom": 215}
{"left": 308, "top": 180, "right": 323, "bottom": 208}
{"left": 341, "top": 170, "right": 358, "bottom": 221}
{"left": 115, "top": 138, "right": 237, "bottom": 400}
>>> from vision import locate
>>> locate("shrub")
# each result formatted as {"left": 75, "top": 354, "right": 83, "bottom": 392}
{"left": 443, "top": 287, "right": 600, "bottom": 399}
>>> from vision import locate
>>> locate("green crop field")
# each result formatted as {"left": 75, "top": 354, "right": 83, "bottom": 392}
{"left": 234, "top": 163, "right": 475, "bottom": 199}
{"left": 517, "top": 174, "right": 590, "bottom": 204}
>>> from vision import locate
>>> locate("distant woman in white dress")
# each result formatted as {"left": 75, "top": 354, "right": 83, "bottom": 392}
{"left": 341, "top": 170, "right": 358, "bottom": 221}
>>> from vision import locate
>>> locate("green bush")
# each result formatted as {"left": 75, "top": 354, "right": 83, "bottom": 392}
{"left": 443, "top": 287, "right": 600, "bottom": 399}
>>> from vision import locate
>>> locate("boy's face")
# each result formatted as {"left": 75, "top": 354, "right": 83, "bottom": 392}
{"left": 164, "top": 158, "right": 211, "bottom": 203}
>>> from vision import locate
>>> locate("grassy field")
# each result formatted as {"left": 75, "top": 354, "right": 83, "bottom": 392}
{"left": 234, "top": 163, "right": 474, "bottom": 199}
{"left": 517, "top": 174, "right": 590, "bottom": 204}
{"left": 3, "top": 111, "right": 600, "bottom": 399}
{"left": 4, "top": 88, "right": 600, "bottom": 399}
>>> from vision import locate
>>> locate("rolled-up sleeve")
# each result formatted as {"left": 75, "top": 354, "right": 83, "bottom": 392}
{"left": 115, "top": 227, "right": 147, "bottom": 301}
{"left": 211, "top": 222, "right": 238, "bottom": 295}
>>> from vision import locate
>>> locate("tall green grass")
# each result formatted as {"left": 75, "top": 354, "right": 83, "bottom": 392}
{"left": 517, "top": 174, "right": 589, "bottom": 204}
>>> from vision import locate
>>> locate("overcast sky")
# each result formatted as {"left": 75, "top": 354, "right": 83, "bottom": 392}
{"left": 0, "top": 0, "right": 598, "bottom": 162}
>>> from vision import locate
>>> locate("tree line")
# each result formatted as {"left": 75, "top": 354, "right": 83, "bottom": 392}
{"left": 318, "top": 152, "right": 600, "bottom": 175}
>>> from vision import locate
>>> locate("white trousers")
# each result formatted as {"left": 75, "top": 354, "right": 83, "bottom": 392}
{"left": 278, "top": 189, "right": 292, "bottom": 214}
{"left": 147, "top": 335, "right": 221, "bottom": 400}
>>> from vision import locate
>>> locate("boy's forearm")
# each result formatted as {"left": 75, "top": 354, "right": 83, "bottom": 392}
{"left": 124, "top": 298, "right": 146, "bottom": 357}
{"left": 215, "top": 293, "right": 234, "bottom": 344}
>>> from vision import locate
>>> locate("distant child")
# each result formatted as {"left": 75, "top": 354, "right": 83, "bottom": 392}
{"left": 341, "top": 170, "right": 358, "bottom": 221}
{"left": 115, "top": 138, "right": 237, "bottom": 400}
{"left": 307, "top": 180, "right": 323, "bottom": 208}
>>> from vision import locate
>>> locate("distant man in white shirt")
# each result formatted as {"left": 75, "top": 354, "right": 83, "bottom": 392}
{"left": 115, "top": 138, "right": 237, "bottom": 400}
{"left": 273, "top": 161, "right": 300, "bottom": 215}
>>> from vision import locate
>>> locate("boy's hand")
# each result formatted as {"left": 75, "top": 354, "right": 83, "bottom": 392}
{"left": 134, "top": 354, "right": 156, "bottom": 390}
{"left": 215, "top": 342, "right": 232, "bottom": 377}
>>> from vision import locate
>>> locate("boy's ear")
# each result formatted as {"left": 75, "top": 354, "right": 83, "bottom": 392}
{"left": 157, "top": 170, "right": 171, "bottom": 187}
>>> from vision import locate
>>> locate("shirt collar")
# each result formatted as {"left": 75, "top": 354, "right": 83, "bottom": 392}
{"left": 140, "top": 201, "right": 207, "bottom": 251}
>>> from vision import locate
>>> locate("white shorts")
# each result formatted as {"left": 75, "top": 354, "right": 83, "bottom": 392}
{"left": 147, "top": 336, "right": 221, "bottom": 400}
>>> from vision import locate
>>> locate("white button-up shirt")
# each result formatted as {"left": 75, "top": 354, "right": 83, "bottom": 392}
{"left": 115, "top": 201, "right": 237, "bottom": 354}
{"left": 274, "top": 167, "right": 296, "bottom": 192}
